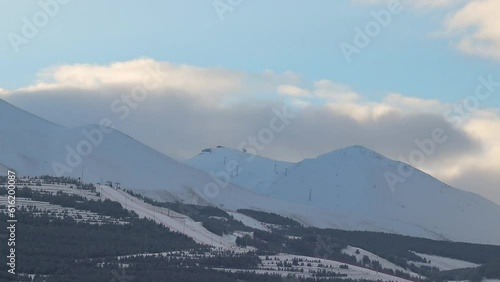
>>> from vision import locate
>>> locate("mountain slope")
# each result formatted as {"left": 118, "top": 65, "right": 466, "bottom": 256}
{"left": 266, "top": 145, "right": 500, "bottom": 245}
{"left": 0, "top": 99, "right": 357, "bottom": 232}
{"left": 186, "top": 144, "right": 500, "bottom": 245}
{"left": 186, "top": 147, "right": 293, "bottom": 193}
{"left": 3, "top": 98, "right": 500, "bottom": 245}
{"left": 0, "top": 162, "right": 9, "bottom": 174}
{"left": 0, "top": 99, "right": 64, "bottom": 175}
{"left": 0, "top": 98, "right": 237, "bottom": 199}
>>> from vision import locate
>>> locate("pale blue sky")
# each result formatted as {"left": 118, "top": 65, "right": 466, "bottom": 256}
{"left": 1, "top": 0, "right": 499, "bottom": 106}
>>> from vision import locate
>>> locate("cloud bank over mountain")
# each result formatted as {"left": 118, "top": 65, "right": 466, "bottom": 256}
{"left": 1, "top": 58, "right": 499, "bottom": 203}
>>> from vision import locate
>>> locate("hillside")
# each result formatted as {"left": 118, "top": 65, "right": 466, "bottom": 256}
{"left": 266, "top": 145, "right": 500, "bottom": 245}
{"left": 186, "top": 147, "right": 293, "bottom": 193}
{"left": 3, "top": 98, "right": 500, "bottom": 245}
{"left": 0, "top": 99, "right": 347, "bottom": 230}
{"left": 187, "top": 144, "right": 500, "bottom": 245}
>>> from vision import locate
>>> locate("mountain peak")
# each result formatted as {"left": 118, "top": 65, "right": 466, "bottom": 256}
{"left": 318, "top": 145, "right": 386, "bottom": 161}
{"left": 199, "top": 146, "right": 240, "bottom": 154}
{"left": 338, "top": 144, "right": 377, "bottom": 153}
{"left": 339, "top": 144, "right": 373, "bottom": 152}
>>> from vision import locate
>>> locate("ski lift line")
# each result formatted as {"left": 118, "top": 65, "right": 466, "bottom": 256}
{"left": 100, "top": 185, "right": 189, "bottom": 220}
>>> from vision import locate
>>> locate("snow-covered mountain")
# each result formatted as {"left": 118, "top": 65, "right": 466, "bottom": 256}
{"left": 188, "top": 145, "right": 500, "bottom": 245}
{"left": 0, "top": 99, "right": 346, "bottom": 229}
{"left": 186, "top": 147, "right": 293, "bottom": 193}
{"left": 3, "top": 98, "right": 500, "bottom": 245}
{"left": 267, "top": 146, "right": 500, "bottom": 245}
{"left": 0, "top": 99, "right": 291, "bottom": 210}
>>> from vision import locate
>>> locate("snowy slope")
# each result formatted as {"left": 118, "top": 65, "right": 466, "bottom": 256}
{"left": 251, "top": 254, "right": 413, "bottom": 282}
{"left": 97, "top": 185, "right": 238, "bottom": 249}
{"left": 0, "top": 99, "right": 373, "bottom": 233}
{"left": 266, "top": 145, "right": 500, "bottom": 245}
{"left": 117, "top": 251, "right": 414, "bottom": 281}
{"left": 342, "top": 246, "right": 423, "bottom": 279}
{"left": 410, "top": 251, "right": 480, "bottom": 271}
{"left": 0, "top": 99, "right": 65, "bottom": 175}
{"left": 186, "top": 143, "right": 500, "bottom": 245}
{"left": 3, "top": 99, "right": 500, "bottom": 246}
{"left": 227, "top": 211, "right": 270, "bottom": 231}
{"left": 186, "top": 147, "right": 293, "bottom": 193}
{"left": 0, "top": 162, "right": 8, "bottom": 174}
{"left": 0, "top": 99, "right": 263, "bottom": 202}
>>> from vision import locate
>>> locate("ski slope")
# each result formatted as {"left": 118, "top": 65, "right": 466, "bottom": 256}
{"left": 227, "top": 211, "right": 270, "bottom": 231}
{"left": 97, "top": 185, "right": 238, "bottom": 249}
{"left": 410, "top": 251, "right": 480, "bottom": 271}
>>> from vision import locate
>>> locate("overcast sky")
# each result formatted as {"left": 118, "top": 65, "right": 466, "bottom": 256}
{"left": 1, "top": 0, "right": 499, "bottom": 203}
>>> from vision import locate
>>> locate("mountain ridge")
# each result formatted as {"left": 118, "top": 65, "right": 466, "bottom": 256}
{"left": 2, "top": 99, "right": 500, "bottom": 245}
{"left": 188, "top": 144, "right": 500, "bottom": 245}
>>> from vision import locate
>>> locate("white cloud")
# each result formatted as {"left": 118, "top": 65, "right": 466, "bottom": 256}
{"left": 354, "top": 0, "right": 500, "bottom": 60}
{"left": 444, "top": 0, "right": 500, "bottom": 59}
{"left": 313, "top": 80, "right": 361, "bottom": 103}
{"left": 436, "top": 113, "right": 500, "bottom": 203}
{"left": 15, "top": 58, "right": 302, "bottom": 102}
{"left": 277, "top": 84, "right": 311, "bottom": 98}
{"left": 383, "top": 93, "right": 448, "bottom": 113}
{"left": 18, "top": 58, "right": 246, "bottom": 97}
{"left": 277, "top": 81, "right": 360, "bottom": 103}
